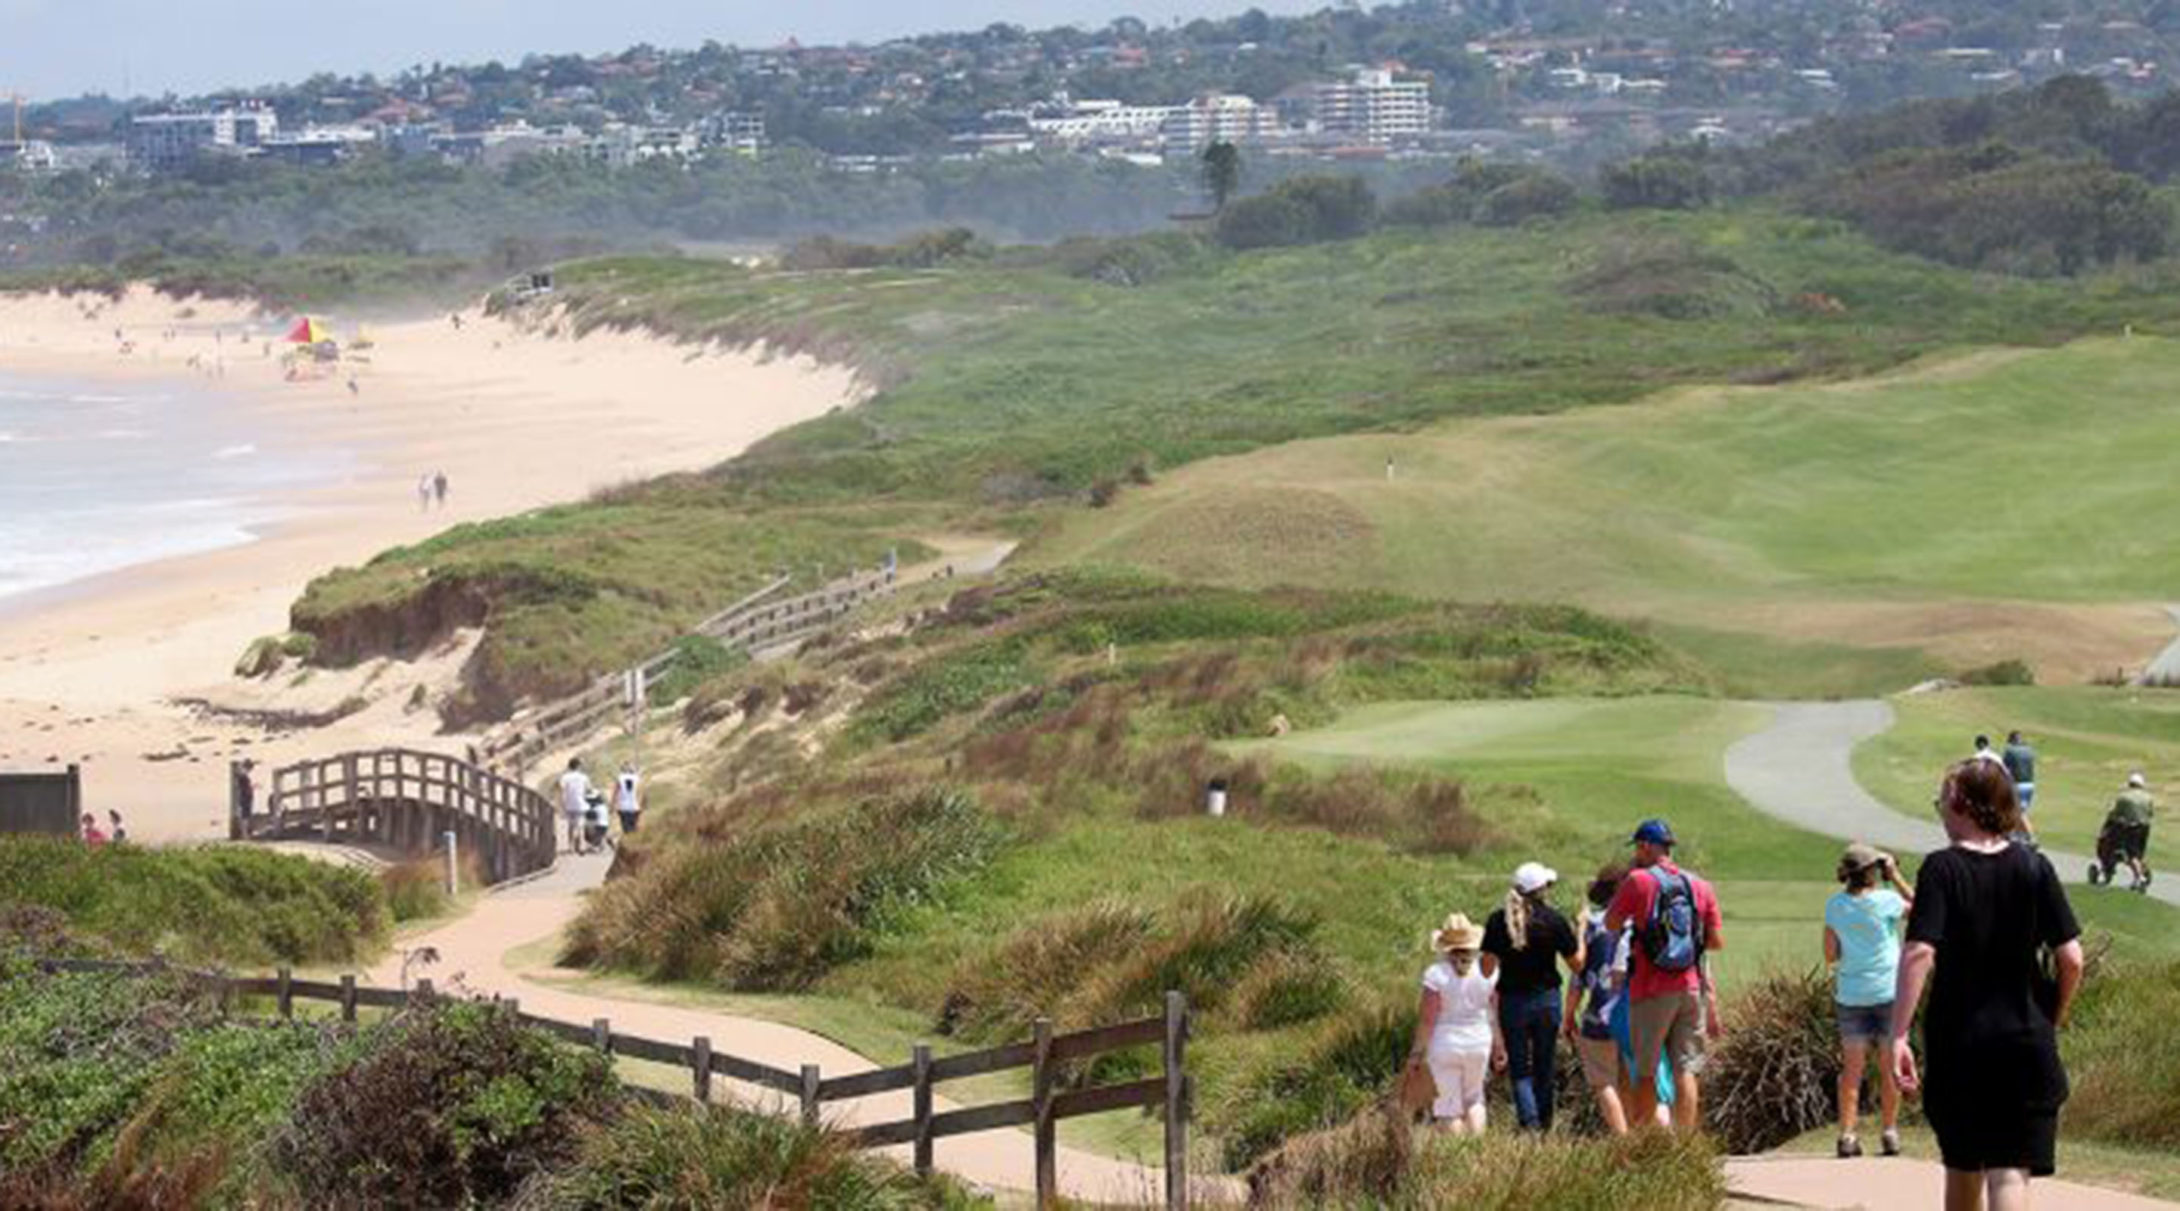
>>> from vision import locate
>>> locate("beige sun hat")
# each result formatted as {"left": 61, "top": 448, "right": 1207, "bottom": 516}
{"left": 1431, "top": 911, "right": 1485, "bottom": 953}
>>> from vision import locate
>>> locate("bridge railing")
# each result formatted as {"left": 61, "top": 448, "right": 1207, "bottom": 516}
{"left": 236, "top": 749, "right": 556, "bottom": 883}
{"left": 479, "top": 563, "right": 898, "bottom": 775}
{"left": 28, "top": 957, "right": 1193, "bottom": 1210}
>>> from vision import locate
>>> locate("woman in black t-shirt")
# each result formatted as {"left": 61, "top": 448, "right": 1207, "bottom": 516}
{"left": 1890, "top": 759, "right": 2085, "bottom": 1211}
{"left": 1482, "top": 861, "right": 1584, "bottom": 1132}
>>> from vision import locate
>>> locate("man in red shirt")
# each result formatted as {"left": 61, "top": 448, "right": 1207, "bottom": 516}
{"left": 1605, "top": 818, "right": 1725, "bottom": 1131}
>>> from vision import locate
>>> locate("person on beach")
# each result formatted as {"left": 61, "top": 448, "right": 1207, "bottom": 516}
{"left": 582, "top": 788, "right": 611, "bottom": 852}
{"left": 558, "top": 757, "right": 593, "bottom": 855}
{"left": 433, "top": 471, "right": 448, "bottom": 509}
{"left": 232, "top": 759, "right": 256, "bottom": 821}
{"left": 614, "top": 763, "right": 642, "bottom": 835}
{"left": 1606, "top": 818, "right": 1725, "bottom": 1132}
{"left": 2103, "top": 772, "right": 2156, "bottom": 892}
{"left": 106, "top": 810, "right": 127, "bottom": 845}
{"left": 1483, "top": 861, "right": 1583, "bottom": 1132}
{"left": 417, "top": 474, "right": 434, "bottom": 512}
{"left": 1825, "top": 842, "right": 1914, "bottom": 1158}
{"left": 1566, "top": 863, "right": 1634, "bottom": 1135}
{"left": 1892, "top": 759, "right": 2085, "bottom": 1211}
{"left": 1408, "top": 912, "right": 1502, "bottom": 1135}
{"left": 78, "top": 813, "right": 108, "bottom": 847}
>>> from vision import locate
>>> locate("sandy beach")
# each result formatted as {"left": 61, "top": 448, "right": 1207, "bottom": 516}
{"left": 0, "top": 286, "right": 860, "bottom": 842}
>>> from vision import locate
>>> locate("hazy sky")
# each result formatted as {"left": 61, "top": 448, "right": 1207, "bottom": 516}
{"left": 6, "top": 0, "right": 1327, "bottom": 100}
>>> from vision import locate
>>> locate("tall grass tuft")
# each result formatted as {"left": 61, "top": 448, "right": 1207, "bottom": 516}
{"left": 2062, "top": 957, "right": 2180, "bottom": 1149}
{"left": 564, "top": 787, "right": 1005, "bottom": 991}
{"left": 1250, "top": 1121, "right": 1725, "bottom": 1210}
{"left": 517, "top": 1101, "right": 976, "bottom": 1210}
{"left": 1699, "top": 967, "right": 1841, "bottom": 1154}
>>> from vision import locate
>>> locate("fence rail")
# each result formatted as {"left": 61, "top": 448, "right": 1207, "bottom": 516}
{"left": 234, "top": 748, "right": 555, "bottom": 884}
{"left": 29, "top": 956, "right": 1189, "bottom": 1210}
{"left": 479, "top": 562, "right": 899, "bottom": 774}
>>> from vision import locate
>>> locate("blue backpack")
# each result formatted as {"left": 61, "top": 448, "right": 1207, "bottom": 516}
{"left": 1641, "top": 868, "right": 1705, "bottom": 973}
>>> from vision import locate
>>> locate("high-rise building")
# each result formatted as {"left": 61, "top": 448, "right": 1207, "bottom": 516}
{"left": 1160, "top": 94, "right": 1281, "bottom": 153}
{"left": 127, "top": 107, "right": 278, "bottom": 170}
{"left": 1313, "top": 68, "right": 1432, "bottom": 144}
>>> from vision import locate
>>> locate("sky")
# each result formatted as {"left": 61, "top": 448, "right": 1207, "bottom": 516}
{"left": 5, "top": 0, "right": 1329, "bottom": 100}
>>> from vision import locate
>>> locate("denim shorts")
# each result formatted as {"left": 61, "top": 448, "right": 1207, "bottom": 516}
{"left": 1837, "top": 1001, "right": 1894, "bottom": 1043}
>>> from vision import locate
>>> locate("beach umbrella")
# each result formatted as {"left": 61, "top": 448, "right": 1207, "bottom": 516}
{"left": 285, "top": 316, "right": 332, "bottom": 344}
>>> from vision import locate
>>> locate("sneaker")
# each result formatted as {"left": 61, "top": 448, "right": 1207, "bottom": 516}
{"left": 1837, "top": 1135, "right": 1863, "bottom": 1159}
{"left": 1880, "top": 1128, "right": 1901, "bottom": 1157}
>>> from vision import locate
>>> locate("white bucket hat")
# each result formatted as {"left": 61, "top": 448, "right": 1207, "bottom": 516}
{"left": 2129, "top": 772, "right": 2148, "bottom": 788}
{"left": 1512, "top": 861, "right": 1558, "bottom": 894}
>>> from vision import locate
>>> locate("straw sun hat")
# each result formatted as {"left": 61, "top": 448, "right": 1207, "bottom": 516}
{"left": 1431, "top": 911, "right": 1485, "bottom": 953}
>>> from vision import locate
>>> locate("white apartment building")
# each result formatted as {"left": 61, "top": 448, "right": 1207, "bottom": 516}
{"left": 1312, "top": 68, "right": 1431, "bottom": 144}
{"left": 1028, "top": 98, "right": 1173, "bottom": 146}
{"left": 127, "top": 108, "right": 279, "bottom": 170}
{"left": 1160, "top": 94, "right": 1281, "bottom": 153}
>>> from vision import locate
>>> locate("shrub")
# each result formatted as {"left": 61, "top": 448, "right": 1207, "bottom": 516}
{"left": 1700, "top": 967, "right": 1842, "bottom": 1153}
{"left": 1217, "top": 175, "right": 1377, "bottom": 250}
{"left": 0, "top": 838, "right": 387, "bottom": 967}
{"left": 522, "top": 1101, "right": 972, "bottom": 1210}
{"left": 2062, "top": 958, "right": 2180, "bottom": 1149}
{"left": 1216, "top": 992, "right": 1414, "bottom": 1169}
{"left": 277, "top": 1001, "right": 618, "bottom": 1207}
{"left": 647, "top": 634, "right": 747, "bottom": 706}
{"left": 380, "top": 854, "right": 480, "bottom": 922}
{"left": 1958, "top": 658, "right": 2035, "bottom": 686}
{"left": 565, "top": 788, "right": 1006, "bottom": 991}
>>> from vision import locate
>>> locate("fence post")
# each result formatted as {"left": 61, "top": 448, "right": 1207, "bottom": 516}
{"left": 227, "top": 759, "right": 244, "bottom": 840}
{"left": 800, "top": 1064, "right": 821, "bottom": 1128}
{"left": 1034, "top": 1017, "right": 1056, "bottom": 1210}
{"left": 343, "top": 752, "right": 359, "bottom": 841}
{"left": 276, "top": 966, "right": 293, "bottom": 1019}
{"left": 693, "top": 1036, "right": 712, "bottom": 1104}
{"left": 912, "top": 1043, "right": 934, "bottom": 1177}
{"left": 444, "top": 830, "right": 460, "bottom": 897}
{"left": 414, "top": 977, "right": 434, "bottom": 1006}
{"left": 339, "top": 974, "right": 357, "bottom": 1023}
{"left": 592, "top": 1017, "right": 611, "bottom": 1053}
{"left": 1164, "top": 991, "right": 1189, "bottom": 1211}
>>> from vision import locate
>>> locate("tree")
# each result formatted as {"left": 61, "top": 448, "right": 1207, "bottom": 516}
{"left": 1201, "top": 141, "right": 1242, "bottom": 212}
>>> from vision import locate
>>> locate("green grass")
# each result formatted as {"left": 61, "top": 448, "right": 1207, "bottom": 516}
{"left": 1035, "top": 336, "right": 2180, "bottom": 683}
{"left": 1854, "top": 686, "right": 2180, "bottom": 865}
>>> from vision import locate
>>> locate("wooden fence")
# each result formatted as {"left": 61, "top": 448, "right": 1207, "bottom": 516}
{"left": 233, "top": 749, "right": 556, "bottom": 883}
{"left": 31, "top": 957, "right": 1192, "bottom": 1210}
{"left": 479, "top": 562, "right": 899, "bottom": 774}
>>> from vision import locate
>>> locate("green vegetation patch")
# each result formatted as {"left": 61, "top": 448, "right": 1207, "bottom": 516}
{"left": 0, "top": 838, "right": 386, "bottom": 967}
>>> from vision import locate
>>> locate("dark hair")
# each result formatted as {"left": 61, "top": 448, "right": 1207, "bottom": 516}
{"left": 1836, "top": 858, "right": 1878, "bottom": 890}
{"left": 1588, "top": 861, "right": 1628, "bottom": 908}
{"left": 1943, "top": 759, "right": 2021, "bottom": 837}
{"left": 568, "top": 757, "right": 582, "bottom": 770}
{"left": 1974, "top": 734, "right": 1991, "bottom": 750}
{"left": 2008, "top": 730, "right": 2023, "bottom": 744}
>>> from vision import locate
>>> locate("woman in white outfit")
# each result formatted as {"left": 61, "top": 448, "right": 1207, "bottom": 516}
{"left": 1408, "top": 912, "right": 1504, "bottom": 1133}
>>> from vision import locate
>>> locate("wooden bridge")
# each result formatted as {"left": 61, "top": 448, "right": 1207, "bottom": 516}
{"left": 231, "top": 749, "right": 556, "bottom": 884}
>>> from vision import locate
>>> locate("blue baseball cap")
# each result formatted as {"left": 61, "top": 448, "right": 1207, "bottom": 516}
{"left": 1631, "top": 819, "right": 1676, "bottom": 847}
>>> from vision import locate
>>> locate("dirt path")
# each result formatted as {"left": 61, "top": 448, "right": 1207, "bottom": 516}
{"left": 367, "top": 850, "right": 1215, "bottom": 1206}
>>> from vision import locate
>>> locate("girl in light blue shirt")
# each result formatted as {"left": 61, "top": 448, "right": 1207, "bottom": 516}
{"left": 1823, "top": 842, "right": 1915, "bottom": 1159}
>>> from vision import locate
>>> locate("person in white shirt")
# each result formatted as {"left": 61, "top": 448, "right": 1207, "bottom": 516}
{"left": 1407, "top": 912, "right": 1503, "bottom": 1133}
{"left": 615, "top": 764, "right": 642, "bottom": 835}
{"left": 558, "top": 757, "right": 592, "bottom": 855}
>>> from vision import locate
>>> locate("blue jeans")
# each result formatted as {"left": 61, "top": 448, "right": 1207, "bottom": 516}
{"left": 1499, "top": 986, "right": 1563, "bottom": 1131}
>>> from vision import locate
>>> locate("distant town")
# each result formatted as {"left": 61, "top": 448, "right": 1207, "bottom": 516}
{"left": 5, "top": 0, "right": 2176, "bottom": 181}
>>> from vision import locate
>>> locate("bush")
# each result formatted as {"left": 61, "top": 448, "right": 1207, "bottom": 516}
{"left": 1217, "top": 175, "right": 1377, "bottom": 250}
{"left": 647, "top": 634, "right": 747, "bottom": 706}
{"left": 565, "top": 787, "right": 1005, "bottom": 990}
{"left": 1958, "top": 658, "right": 2035, "bottom": 686}
{"left": 1217, "top": 992, "right": 1415, "bottom": 1169}
{"left": 277, "top": 1001, "right": 618, "bottom": 1207}
{"left": 1699, "top": 967, "right": 1843, "bottom": 1153}
{"left": 522, "top": 1101, "right": 972, "bottom": 1210}
{"left": 0, "top": 838, "right": 387, "bottom": 967}
{"left": 380, "top": 854, "right": 481, "bottom": 922}
{"left": 2062, "top": 958, "right": 2180, "bottom": 1149}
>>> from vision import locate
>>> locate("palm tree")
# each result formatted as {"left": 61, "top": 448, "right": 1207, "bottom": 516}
{"left": 1201, "top": 141, "right": 1242, "bottom": 212}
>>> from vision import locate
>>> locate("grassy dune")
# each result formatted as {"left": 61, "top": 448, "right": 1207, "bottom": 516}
{"left": 1036, "top": 337, "right": 2180, "bottom": 684}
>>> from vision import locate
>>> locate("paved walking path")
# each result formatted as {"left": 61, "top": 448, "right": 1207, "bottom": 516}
{"left": 2141, "top": 605, "right": 2180, "bottom": 685}
{"left": 367, "top": 849, "right": 1212, "bottom": 1206}
{"left": 1725, "top": 1156, "right": 2178, "bottom": 1210}
{"left": 1723, "top": 700, "right": 2177, "bottom": 907}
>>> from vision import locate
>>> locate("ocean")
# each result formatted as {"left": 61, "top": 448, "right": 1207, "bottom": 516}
{"left": 0, "top": 371, "right": 337, "bottom": 604}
